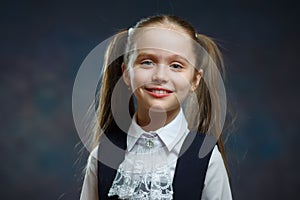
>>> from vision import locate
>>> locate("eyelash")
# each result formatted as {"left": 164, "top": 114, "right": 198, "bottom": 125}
{"left": 141, "top": 60, "right": 154, "bottom": 66}
{"left": 170, "top": 63, "right": 183, "bottom": 69}
{"left": 140, "top": 59, "right": 184, "bottom": 70}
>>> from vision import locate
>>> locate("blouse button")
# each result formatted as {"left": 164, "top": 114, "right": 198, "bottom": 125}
{"left": 145, "top": 139, "right": 154, "bottom": 148}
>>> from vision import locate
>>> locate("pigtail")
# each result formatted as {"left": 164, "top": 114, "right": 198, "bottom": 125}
{"left": 193, "top": 34, "right": 225, "bottom": 135}
{"left": 197, "top": 34, "right": 225, "bottom": 77}
{"left": 195, "top": 33, "right": 230, "bottom": 173}
{"left": 92, "top": 29, "right": 134, "bottom": 148}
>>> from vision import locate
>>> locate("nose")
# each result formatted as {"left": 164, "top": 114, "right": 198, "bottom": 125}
{"left": 152, "top": 65, "right": 169, "bottom": 83}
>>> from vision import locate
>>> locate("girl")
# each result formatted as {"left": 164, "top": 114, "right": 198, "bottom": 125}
{"left": 80, "top": 15, "right": 232, "bottom": 199}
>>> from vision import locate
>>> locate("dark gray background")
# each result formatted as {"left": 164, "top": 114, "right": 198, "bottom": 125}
{"left": 1, "top": 0, "right": 299, "bottom": 199}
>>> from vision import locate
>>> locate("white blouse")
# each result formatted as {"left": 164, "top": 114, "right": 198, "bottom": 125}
{"left": 80, "top": 110, "right": 232, "bottom": 199}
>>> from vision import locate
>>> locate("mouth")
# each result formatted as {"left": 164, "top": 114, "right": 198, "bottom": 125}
{"left": 144, "top": 87, "right": 173, "bottom": 98}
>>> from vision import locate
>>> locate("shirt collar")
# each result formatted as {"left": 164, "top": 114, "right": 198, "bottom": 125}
{"left": 127, "top": 109, "right": 189, "bottom": 152}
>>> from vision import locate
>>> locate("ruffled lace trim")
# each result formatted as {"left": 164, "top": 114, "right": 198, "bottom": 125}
{"left": 108, "top": 166, "right": 173, "bottom": 200}
{"left": 107, "top": 125, "right": 188, "bottom": 200}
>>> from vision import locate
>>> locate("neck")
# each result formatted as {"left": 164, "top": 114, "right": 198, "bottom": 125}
{"left": 136, "top": 107, "right": 180, "bottom": 132}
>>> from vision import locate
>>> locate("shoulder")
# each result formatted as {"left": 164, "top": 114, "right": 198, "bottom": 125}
{"left": 209, "top": 145, "right": 225, "bottom": 167}
{"left": 202, "top": 145, "right": 232, "bottom": 199}
{"left": 85, "top": 145, "right": 99, "bottom": 174}
{"left": 206, "top": 145, "right": 228, "bottom": 175}
{"left": 80, "top": 146, "right": 99, "bottom": 200}
{"left": 91, "top": 145, "right": 99, "bottom": 158}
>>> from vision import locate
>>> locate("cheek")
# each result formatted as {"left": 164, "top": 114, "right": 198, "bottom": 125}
{"left": 131, "top": 68, "right": 150, "bottom": 89}
{"left": 173, "top": 72, "right": 194, "bottom": 91}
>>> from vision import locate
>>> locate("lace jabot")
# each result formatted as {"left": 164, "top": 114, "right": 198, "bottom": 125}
{"left": 108, "top": 164, "right": 174, "bottom": 199}
{"left": 108, "top": 110, "right": 189, "bottom": 200}
{"left": 108, "top": 133, "right": 179, "bottom": 200}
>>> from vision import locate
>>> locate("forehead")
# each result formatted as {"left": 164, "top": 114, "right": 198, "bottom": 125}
{"left": 130, "top": 27, "right": 196, "bottom": 65}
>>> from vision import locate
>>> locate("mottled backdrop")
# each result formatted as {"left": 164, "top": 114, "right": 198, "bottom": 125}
{"left": 1, "top": 0, "right": 299, "bottom": 199}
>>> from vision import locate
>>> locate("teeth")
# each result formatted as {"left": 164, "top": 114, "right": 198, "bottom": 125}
{"left": 151, "top": 90, "right": 167, "bottom": 94}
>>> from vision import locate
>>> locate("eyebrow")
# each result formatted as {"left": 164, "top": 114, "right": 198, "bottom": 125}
{"left": 136, "top": 51, "right": 193, "bottom": 65}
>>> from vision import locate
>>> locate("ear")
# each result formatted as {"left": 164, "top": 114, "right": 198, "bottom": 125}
{"left": 122, "top": 63, "right": 131, "bottom": 86}
{"left": 191, "top": 69, "right": 203, "bottom": 92}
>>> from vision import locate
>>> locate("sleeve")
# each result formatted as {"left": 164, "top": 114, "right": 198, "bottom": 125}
{"left": 201, "top": 145, "right": 232, "bottom": 200}
{"left": 80, "top": 146, "right": 99, "bottom": 200}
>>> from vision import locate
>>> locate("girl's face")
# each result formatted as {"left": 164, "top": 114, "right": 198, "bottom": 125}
{"left": 123, "top": 27, "right": 202, "bottom": 118}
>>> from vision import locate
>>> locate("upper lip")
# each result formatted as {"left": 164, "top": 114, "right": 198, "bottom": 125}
{"left": 144, "top": 87, "right": 173, "bottom": 93}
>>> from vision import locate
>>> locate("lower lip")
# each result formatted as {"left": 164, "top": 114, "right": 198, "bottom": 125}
{"left": 145, "top": 90, "right": 172, "bottom": 98}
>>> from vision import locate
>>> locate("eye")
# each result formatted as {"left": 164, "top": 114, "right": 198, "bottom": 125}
{"left": 141, "top": 60, "right": 154, "bottom": 66}
{"left": 170, "top": 63, "right": 183, "bottom": 70}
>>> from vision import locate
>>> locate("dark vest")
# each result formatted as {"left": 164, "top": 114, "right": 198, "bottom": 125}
{"left": 97, "top": 125, "right": 215, "bottom": 200}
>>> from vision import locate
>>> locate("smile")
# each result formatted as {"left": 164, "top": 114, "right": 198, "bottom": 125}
{"left": 144, "top": 87, "right": 173, "bottom": 98}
